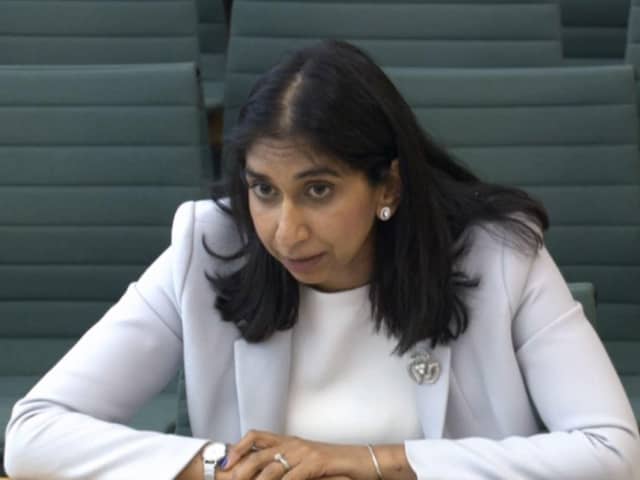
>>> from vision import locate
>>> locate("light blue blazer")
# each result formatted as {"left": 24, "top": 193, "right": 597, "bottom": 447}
{"left": 5, "top": 201, "right": 640, "bottom": 479}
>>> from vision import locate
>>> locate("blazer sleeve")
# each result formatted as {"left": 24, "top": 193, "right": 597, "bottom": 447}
{"left": 405, "top": 240, "right": 640, "bottom": 479}
{"left": 4, "top": 201, "right": 210, "bottom": 479}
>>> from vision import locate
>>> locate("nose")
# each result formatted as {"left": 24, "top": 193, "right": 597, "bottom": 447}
{"left": 275, "top": 200, "right": 309, "bottom": 252}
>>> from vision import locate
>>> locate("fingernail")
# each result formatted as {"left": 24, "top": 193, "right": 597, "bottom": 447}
{"left": 220, "top": 456, "right": 229, "bottom": 469}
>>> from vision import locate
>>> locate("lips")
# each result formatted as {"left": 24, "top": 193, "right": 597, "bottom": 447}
{"left": 281, "top": 253, "right": 326, "bottom": 275}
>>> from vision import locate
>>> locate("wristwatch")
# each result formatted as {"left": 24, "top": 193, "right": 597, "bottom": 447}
{"left": 202, "top": 442, "right": 227, "bottom": 480}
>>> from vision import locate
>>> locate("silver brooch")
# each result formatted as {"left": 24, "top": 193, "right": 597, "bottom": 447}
{"left": 407, "top": 350, "right": 440, "bottom": 384}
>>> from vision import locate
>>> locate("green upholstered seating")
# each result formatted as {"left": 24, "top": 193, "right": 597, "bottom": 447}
{"left": 626, "top": 0, "right": 640, "bottom": 67}
{"left": 625, "top": 0, "right": 640, "bottom": 109}
{"left": 198, "top": 0, "right": 228, "bottom": 109}
{"left": 0, "top": 0, "right": 200, "bottom": 65}
{"left": 0, "top": 0, "right": 217, "bottom": 177}
{"left": 0, "top": 63, "right": 207, "bottom": 446}
{"left": 175, "top": 369, "right": 193, "bottom": 437}
{"left": 568, "top": 282, "right": 598, "bottom": 327}
{"left": 222, "top": 0, "right": 564, "bottom": 157}
{"left": 0, "top": 0, "right": 229, "bottom": 118}
{"left": 386, "top": 64, "right": 640, "bottom": 418}
{"left": 560, "top": 0, "right": 630, "bottom": 62}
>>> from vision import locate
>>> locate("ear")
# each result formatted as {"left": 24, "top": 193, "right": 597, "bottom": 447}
{"left": 377, "top": 159, "right": 402, "bottom": 211}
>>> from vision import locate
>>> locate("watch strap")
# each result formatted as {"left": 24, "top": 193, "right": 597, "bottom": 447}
{"left": 204, "top": 461, "right": 216, "bottom": 480}
{"left": 202, "top": 442, "right": 226, "bottom": 480}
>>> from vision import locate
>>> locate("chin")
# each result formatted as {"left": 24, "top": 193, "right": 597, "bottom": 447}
{"left": 290, "top": 271, "right": 323, "bottom": 285}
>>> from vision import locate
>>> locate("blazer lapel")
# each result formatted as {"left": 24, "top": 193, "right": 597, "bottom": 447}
{"left": 411, "top": 341, "right": 452, "bottom": 438}
{"left": 234, "top": 329, "right": 293, "bottom": 435}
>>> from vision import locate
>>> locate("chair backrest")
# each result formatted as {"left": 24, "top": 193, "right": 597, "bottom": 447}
{"left": 0, "top": 0, "right": 200, "bottom": 65}
{"left": 626, "top": 0, "right": 640, "bottom": 64}
{"left": 197, "top": 0, "right": 228, "bottom": 109}
{"left": 560, "top": 0, "right": 630, "bottom": 61}
{"left": 568, "top": 282, "right": 598, "bottom": 327}
{"left": 222, "top": 0, "right": 564, "bottom": 153}
{"left": 386, "top": 65, "right": 640, "bottom": 376}
{"left": 0, "top": 62, "right": 206, "bottom": 379}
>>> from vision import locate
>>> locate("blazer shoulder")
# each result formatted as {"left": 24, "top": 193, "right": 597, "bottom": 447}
{"left": 171, "top": 199, "right": 238, "bottom": 246}
{"left": 460, "top": 221, "right": 544, "bottom": 317}
{"left": 168, "top": 199, "right": 241, "bottom": 296}
{"left": 461, "top": 221, "right": 540, "bottom": 274}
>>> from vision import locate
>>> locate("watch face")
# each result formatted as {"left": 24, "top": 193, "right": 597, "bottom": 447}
{"left": 203, "top": 442, "right": 227, "bottom": 462}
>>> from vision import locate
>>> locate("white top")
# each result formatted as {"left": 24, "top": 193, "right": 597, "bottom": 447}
{"left": 285, "top": 284, "right": 424, "bottom": 444}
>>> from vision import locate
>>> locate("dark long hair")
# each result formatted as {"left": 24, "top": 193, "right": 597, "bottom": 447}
{"left": 208, "top": 40, "right": 548, "bottom": 353}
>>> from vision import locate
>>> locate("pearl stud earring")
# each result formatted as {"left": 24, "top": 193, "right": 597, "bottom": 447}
{"left": 379, "top": 206, "right": 392, "bottom": 221}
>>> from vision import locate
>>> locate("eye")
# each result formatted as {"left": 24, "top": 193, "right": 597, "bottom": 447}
{"left": 306, "top": 183, "right": 333, "bottom": 200}
{"left": 249, "top": 182, "right": 277, "bottom": 200}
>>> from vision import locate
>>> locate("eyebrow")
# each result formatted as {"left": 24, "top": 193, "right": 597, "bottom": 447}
{"left": 244, "top": 166, "right": 341, "bottom": 180}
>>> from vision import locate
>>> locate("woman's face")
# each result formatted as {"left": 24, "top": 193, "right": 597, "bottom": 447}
{"left": 245, "top": 138, "right": 397, "bottom": 292}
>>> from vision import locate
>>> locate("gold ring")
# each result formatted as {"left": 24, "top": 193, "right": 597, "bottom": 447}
{"left": 273, "top": 452, "right": 291, "bottom": 472}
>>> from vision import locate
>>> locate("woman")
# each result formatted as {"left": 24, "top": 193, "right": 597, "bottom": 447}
{"left": 5, "top": 40, "right": 639, "bottom": 479}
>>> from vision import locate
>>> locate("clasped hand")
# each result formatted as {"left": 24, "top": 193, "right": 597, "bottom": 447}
{"left": 216, "top": 430, "right": 373, "bottom": 480}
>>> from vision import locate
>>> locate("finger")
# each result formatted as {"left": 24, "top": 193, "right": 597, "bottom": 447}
{"left": 282, "top": 462, "right": 319, "bottom": 480}
{"left": 225, "top": 430, "right": 281, "bottom": 468}
{"left": 227, "top": 446, "right": 280, "bottom": 480}
{"left": 255, "top": 459, "right": 289, "bottom": 480}
{"left": 215, "top": 470, "right": 234, "bottom": 480}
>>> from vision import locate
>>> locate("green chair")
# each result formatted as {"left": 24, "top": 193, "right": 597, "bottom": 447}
{"left": 626, "top": 0, "right": 640, "bottom": 70}
{"left": 0, "top": 0, "right": 229, "bottom": 125}
{"left": 0, "top": 0, "right": 200, "bottom": 65}
{"left": 0, "top": 63, "right": 207, "bottom": 447}
{"left": 569, "top": 282, "right": 598, "bottom": 327}
{"left": 386, "top": 64, "right": 640, "bottom": 418}
{"left": 222, "top": 0, "right": 564, "bottom": 160}
{"left": 625, "top": 0, "right": 640, "bottom": 118}
{"left": 198, "top": 0, "right": 228, "bottom": 110}
{"left": 560, "top": 0, "right": 630, "bottom": 63}
{"left": 175, "top": 369, "right": 193, "bottom": 437}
